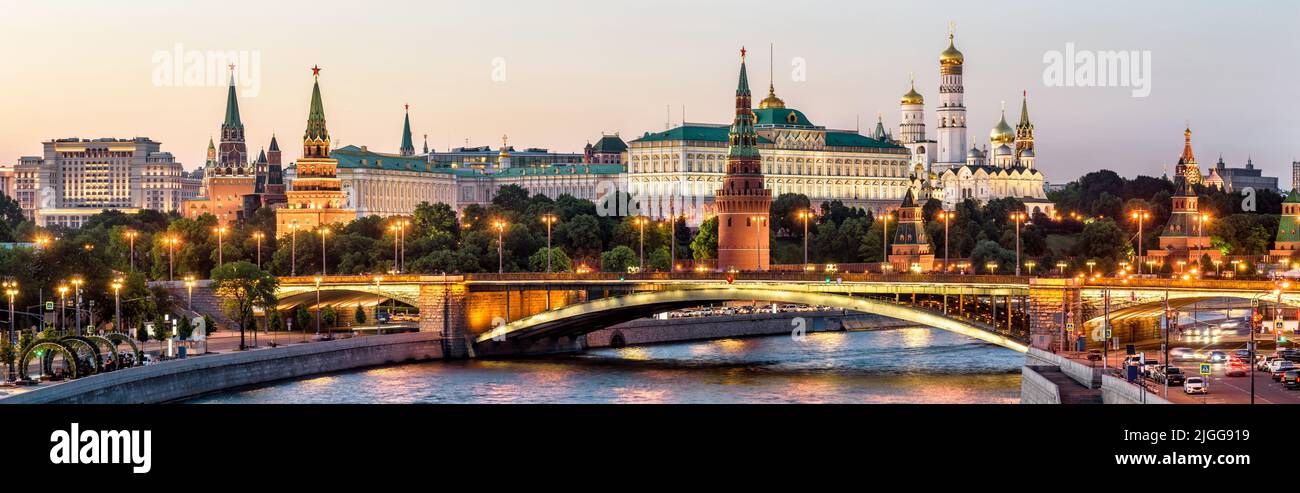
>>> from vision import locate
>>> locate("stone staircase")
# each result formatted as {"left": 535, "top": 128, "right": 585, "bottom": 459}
{"left": 161, "top": 282, "right": 236, "bottom": 333}
{"left": 1033, "top": 365, "right": 1104, "bottom": 404}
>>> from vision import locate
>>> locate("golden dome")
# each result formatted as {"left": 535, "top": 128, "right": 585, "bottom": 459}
{"left": 901, "top": 80, "right": 924, "bottom": 105}
{"left": 990, "top": 110, "right": 1014, "bottom": 145}
{"left": 939, "top": 34, "right": 964, "bottom": 65}
{"left": 758, "top": 83, "right": 785, "bottom": 109}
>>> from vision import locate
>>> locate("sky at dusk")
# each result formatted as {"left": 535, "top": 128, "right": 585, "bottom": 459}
{"left": 1, "top": 0, "right": 1297, "bottom": 185}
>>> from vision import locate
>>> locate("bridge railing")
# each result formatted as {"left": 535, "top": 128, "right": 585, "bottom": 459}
{"left": 1085, "top": 277, "right": 1289, "bottom": 292}
{"left": 461, "top": 272, "right": 1030, "bottom": 284}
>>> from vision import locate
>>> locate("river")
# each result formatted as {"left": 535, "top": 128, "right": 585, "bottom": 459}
{"left": 190, "top": 327, "right": 1024, "bottom": 404}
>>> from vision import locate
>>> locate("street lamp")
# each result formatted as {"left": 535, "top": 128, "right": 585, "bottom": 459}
{"left": 1010, "top": 211, "right": 1026, "bottom": 276}
{"left": 251, "top": 231, "right": 265, "bottom": 270}
{"left": 1129, "top": 209, "right": 1150, "bottom": 274}
{"left": 797, "top": 210, "right": 813, "bottom": 268}
{"left": 985, "top": 262, "right": 998, "bottom": 275}
{"left": 56, "top": 284, "right": 68, "bottom": 334}
{"left": 632, "top": 216, "right": 648, "bottom": 271}
{"left": 3, "top": 280, "right": 17, "bottom": 345}
{"left": 289, "top": 222, "right": 300, "bottom": 276}
{"left": 541, "top": 214, "right": 558, "bottom": 273}
{"left": 938, "top": 211, "right": 955, "bottom": 272}
{"left": 123, "top": 229, "right": 139, "bottom": 273}
{"left": 183, "top": 275, "right": 195, "bottom": 313}
{"left": 313, "top": 276, "right": 323, "bottom": 339}
{"left": 1086, "top": 260, "right": 1096, "bottom": 275}
{"left": 373, "top": 275, "right": 384, "bottom": 334}
{"left": 70, "top": 277, "right": 83, "bottom": 335}
{"left": 110, "top": 278, "right": 122, "bottom": 337}
{"left": 881, "top": 215, "right": 892, "bottom": 270}
{"left": 399, "top": 219, "right": 410, "bottom": 273}
{"left": 165, "top": 235, "right": 181, "bottom": 282}
{"left": 1213, "top": 259, "right": 1223, "bottom": 277}
{"left": 1056, "top": 261, "right": 1067, "bottom": 276}
{"left": 492, "top": 220, "right": 507, "bottom": 273}
{"left": 318, "top": 227, "right": 331, "bottom": 276}
{"left": 213, "top": 226, "right": 228, "bottom": 267}
{"left": 1024, "top": 260, "right": 1037, "bottom": 276}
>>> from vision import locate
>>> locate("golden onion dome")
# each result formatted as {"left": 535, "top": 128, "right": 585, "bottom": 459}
{"left": 901, "top": 82, "right": 924, "bottom": 105}
{"left": 990, "top": 110, "right": 1014, "bottom": 145}
{"left": 758, "top": 83, "right": 786, "bottom": 109}
{"left": 939, "top": 34, "right": 964, "bottom": 65}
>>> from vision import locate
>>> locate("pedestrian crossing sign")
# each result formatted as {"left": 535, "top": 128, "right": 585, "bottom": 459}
{"left": 1199, "top": 363, "right": 1211, "bottom": 375}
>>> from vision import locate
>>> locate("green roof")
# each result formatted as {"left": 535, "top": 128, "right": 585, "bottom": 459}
{"left": 1285, "top": 189, "right": 1300, "bottom": 204}
{"left": 825, "top": 131, "right": 902, "bottom": 149}
{"left": 400, "top": 111, "right": 414, "bottom": 153}
{"left": 632, "top": 125, "right": 773, "bottom": 144}
{"left": 752, "top": 108, "right": 813, "bottom": 127}
{"left": 223, "top": 75, "right": 242, "bottom": 129}
{"left": 591, "top": 135, "right": 628, "bottom": 153}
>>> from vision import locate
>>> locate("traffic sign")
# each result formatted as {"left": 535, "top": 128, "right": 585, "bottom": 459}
{"left": 1105, "top": 328, "right": 1112, "bottom": 339}
{"left": 1199, "top": 363, "right": 1212, "bottom": 375}
{"left": 44, "top": 301, "right": 52, "bottom": 311}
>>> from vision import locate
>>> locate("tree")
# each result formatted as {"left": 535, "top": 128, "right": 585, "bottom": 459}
{"left": 770, "top": 193, "right": 811, "bottom": 238}
{"left": 294, "top": 306, "right": 312, "bottom": 333}
{"left": 176, "top": 314, "right": 194, "bottom": 340}
{"left": 211, "top": 261, "right": 278, "bottom": 350}
{"left": 203, "top": 315, "right": 216, "bottom": 336}
{"left": 601, "top": 246, "right": 638, "bottom": 272}
{"left": 528, "top": 247, "right": 572, "bottom": 272}
{"left": 648, "top": 246, "right": 672, "bottom": 272}
{"left": 0, "top": 338, "right": 14, "bottom": 382}
{"left": 491, "top": 184, "right": 531, "bottom": 212}
{"left": 691, "top": 217, "right": 718, "bottom": 260}
{"left": 970, "top": 240, "right": 1016, "bottom": 274}
{"left": 322, "top": 307, "right": 338, "bottom": 328}
{"left": 1071, "top": 218, "right": 1131, "bottom": 266}
{"left": 354, "top": 305, "right": 367, "bottom": 325}
{"left": 555, "top": 214, "right": 603, "bottom": 261}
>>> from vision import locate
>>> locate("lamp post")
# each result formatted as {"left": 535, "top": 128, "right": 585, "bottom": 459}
{"left": 71, "top": 277, "right": 83, "bottom": 335}
{"left": 3, "top": 280, "right": 16, "bottom": 345}
{"left": 1010, "top": 211, "right": 1026, "bottom": 276}
{"left": 633, "top": 216, "right": 647, "bottom": 271}
{"left": 389, "top": 223, "right": 400, "bottom": 273}
{"left": 1024, "top": 260, "right": 1037, "bottom": 276}
{"left": 318, "top": 227, "right": 331, "bottom": 276}
{"left": 1086, "top": 260, "right": 1096, "bottom": 275}
{"left": 751, "top": 215, "right": 767, "bottom": 271}
{"left": 939, "top": 211, "right": 955, "bottom": 272}
{"left": 313, "top": 276, "right": 323, "bottom": 339}
{"left": 165, "top": 236, "right": 180, "bottom": 282}
{"left": 183, "top": 275, "right": 195, "bottom": 313}
{"left": 56, "top": 284, "right": 68, "bottom": 334}
{"left": 110, "top": 278, "right": 122, "bottom": 336}
{"left": 541, "top": 214, "right": 558, "bottom": 273}
{"left": 374, "top": 275, "right": 384, "bottom": 334}
{"left": 492, "top": 220, "right": 507, "bottom": 274}
{"left": 1056, "top": 261, "right": 1067, "bottom": 276}
{"left": 881, "top": 215, "right": 891, "bottom": 271}
{"left": 1213, "top": 259, "right": 1223, "bottom": 277}
{"left": 251, "top": 231, "right": 264, "bottom": 270}
{"left": 797, "top": 210, "right": 812, "bottom": 269}
{"left": 985, "top": 262, "right": 998, "bottom": 275}
{"left": 289, "top": 223, "right": 299, "bottom": 276}
{"left": 124, "top": 230, "right": 138, "bottom": 273}
{"left": 1129, "top": 209, "right": 1150, "bottom": 274}
{"left": 399, "top": 219, "right": 409, "bottom": 273}
{"left": 213, "top": 226, "right": 228, "bottom": 267}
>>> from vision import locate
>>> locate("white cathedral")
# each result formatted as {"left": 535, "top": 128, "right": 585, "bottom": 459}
{"left": 898, "top": 29, "right": 1055, "bottom": 216}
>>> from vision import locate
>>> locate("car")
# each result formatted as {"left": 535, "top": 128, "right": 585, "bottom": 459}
{"left": 1184, "top": 376, "right": 1208, "bottom": 394}
{"left": 1259, "top": 356, "right": 1280, "bottom": 372}
{"left": 1086, "top": 350, "right": 1102, "bottom": 362}
{"left": 1225, "top": 362, "right": 1248, "bottom": 377}
{"left": 1142, "top": 360, "right": 1162, "bottom": 377}
{"left": 1154, "top": 366, "right": 1186, "bottom": 386}
{"left": 1272, "top": 361, "right": 1297, "bottom": 381}
{"left": 1208, "top": 351, "right": 1228, "bottom": 363}
{"left": 1170, "top": 347, "right": 1196, "bottom": 361}
{"left": 1234, "top": 349, "right": 1252, "bottom": 360}
{"left": 1284, "top": 370, "right": 1300, "bottom": 390}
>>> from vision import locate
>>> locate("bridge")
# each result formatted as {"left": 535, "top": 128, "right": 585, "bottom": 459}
{"left": 270, "top": 274, "right": 1300, "bottom": 358}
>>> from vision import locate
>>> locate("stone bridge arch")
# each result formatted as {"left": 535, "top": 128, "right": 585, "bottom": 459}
{"left": 475, "top": 287, "right": 1028, "bottom": 352}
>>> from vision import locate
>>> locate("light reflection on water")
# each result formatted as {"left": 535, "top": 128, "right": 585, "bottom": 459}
{"left": 190, "top": 328, "right": 1025, "bottom": 404}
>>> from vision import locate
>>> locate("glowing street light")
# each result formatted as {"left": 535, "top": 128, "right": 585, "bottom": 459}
{"left": 251, "top": 231, "right": 265, "bottom": 270}
{"left": 985, "top": 262, "right": 998, "bottom": 275}
{"left": 318, "top": 227, "right": 331, "bottom": 276}
{"left": 1010, "top": 211, "right": 1027, "bottom": 276}
{"left": 1024, "top": 260, "right": 1037, "bottom": 276}
{"left": 313, "top": 276, "right": 323, "bottom": 338}
{"left": 540, "top": 214, "right": 558, "bottom": 273}
{"left": 213, "top": 226, "right": 228, "bottom": 267}
{"left": 164, "top": 235, "right": 181, "bottom": 282}
{"left": 632, "top": 216, "right": 648, "bottom": 271}
{"left": 492, "top": 220, "right": 507, "bottom": 274}
{"left": 289, "top": 222, "right": 300, "bottom": 277}
{"left": 1086, "top": 260, "right": 1097, "bottom": 275}
{"left": 1056, "top": 261, "right": 1068, "bottom": 276}
{"left": 1129, "top": 209, "right": 1150, "bottom": 274}
{"left": 183, "top": 275, "right": 196, "bottom": 313}
{"left": 56, "top": 284, "right": 68, "bottom": 334}
{"left": 797, "top": 210, "right": 814, "bottom": 268}
{"left": 3, "top": 280, "right": 17, "bottom": 345}
{"left": 123, "top": 229, "right": 139, "bottom": 273}
{"left": 881, "top": 215, "right": 892, "bottom": 271}
{"left": 70, "top": 277, "right": 84, "bottom": 335}
{"left": 938, "top": 211, "right": 956, "bottom": 272}
{"left": 110, "top": 278, "right": 123, "bottom": 337}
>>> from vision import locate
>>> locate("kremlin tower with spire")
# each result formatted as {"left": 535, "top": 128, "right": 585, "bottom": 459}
{"left": 181, "top": 67, "right": 270, "bottom": 224}
{"left": 275, "top": 66, "right": 356, "bottom": 238}
{"left": 715, "top": 48, "right": 772, "bottom": 272}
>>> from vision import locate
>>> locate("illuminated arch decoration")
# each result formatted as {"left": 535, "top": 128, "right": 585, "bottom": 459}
{"left": 59, "top": 336, "right": 103, "bottom": 374}
{"left": 85, "top": 335, "right": 120, "bottom": 368}
{"left": 476, "top": 287, "right": 1027, "bottom": 352}
{"left": 104, "top": 332, "right": 142, "bottom": 365}
{"left": 18, "top": 340, "right": 80, "bottom": 381}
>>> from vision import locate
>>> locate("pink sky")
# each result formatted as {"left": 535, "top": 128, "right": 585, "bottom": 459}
{"left": 0, "top": 0, "right": 1296, "bottom": 184}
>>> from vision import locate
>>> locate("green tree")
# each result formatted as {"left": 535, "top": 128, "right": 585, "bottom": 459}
{"left": 1070, "top": 218, "right": 1131, "bottom": 264}
{"left": 354, "top": 305, "right": 367, "bottom": 325}
{"left": 322, "top": 307, "right": 338, "bottom": 328}
{"left": 770, "top": 193, "right": 812, "bottom": 238}
{"left": 176, "top": 314, "right": 194, "bottom": 340}
{"left": 648, "top": 246, "right": 671, "bottom": 272}
{"left": 601, "top": 245, "right": 638, "bottom": 272}
{"left": 528, "top": 247, "right": 572, "bottom": 272}
{"left": 211, "top": 261, "right": 278, "bottom": 350}
{"left": 0, "top": 338, "right": 14, "bottom": 382}
{"left": 691, "top": 217, "right": 718, "bottom": 260}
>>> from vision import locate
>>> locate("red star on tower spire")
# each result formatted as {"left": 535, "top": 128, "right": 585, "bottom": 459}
{"left": 311, "top": 65, "right": 321, "bottom": 77}
{"left": 740, "top": 46, "right": 746, "bottom": 60}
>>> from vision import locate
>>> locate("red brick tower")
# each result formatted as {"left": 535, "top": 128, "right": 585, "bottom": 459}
{"left": 716, "top": 48, "right": 772, "bottom": 271}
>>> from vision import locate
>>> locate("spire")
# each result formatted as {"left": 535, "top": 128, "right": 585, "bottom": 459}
{"left": 727, "top": 48, "right": 759, "bottom": 159}
{"left": 422, "top": 134, "right": 429, "bottom": 154}
{"left": 268, "top": 134, "right": 280, "bottom": 152}
{"left": 1018, "top": 90, "right": 1031, "bottom": 127}
{"left": 900, "top": 186, "right": 916, "bottom": 208}
{"left": 400, "top": 104, "right": 415, "bottom": 156}
{"left": 223, "top": 68, "right": 243, "bottom": 129}
{"left": 872, "top": 113, "right": 888, "bottom": 141}
{"left": 303, "top": 65, "right": 330, "bottom": 159}
{"left": 1179, "top": 126, "right": 1196, "bottom": 164}
{"left": 206, "top": 136, "right": 216, "bottom": 163}
{"left": 758, "top": 43, "right": 785, "bottom": 109}
{"left": 256, "top": 148, "right": 267, "bottom": 163}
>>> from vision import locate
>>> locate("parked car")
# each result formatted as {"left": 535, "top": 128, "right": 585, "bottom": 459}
{"left": 1142, "top": 360, "right": 1162, "bottom": 378}
{"left": 1154, "top": 366, "right": 1186, "bottom": 386}
{"left": 1234, "top": 349, "right": 1252, "bottom": 360}
{"left": 1184, "top": 376, "right": 1208, "bottom": 394}
{"left": 1259, "top": 356, "right": 1280, "bottom": 372}
{"left": 1284, "top": 370, "right": 1300, "bottom": 390}
{"left": 1272, "top": 360, "right": 1297, "bottom": 381}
